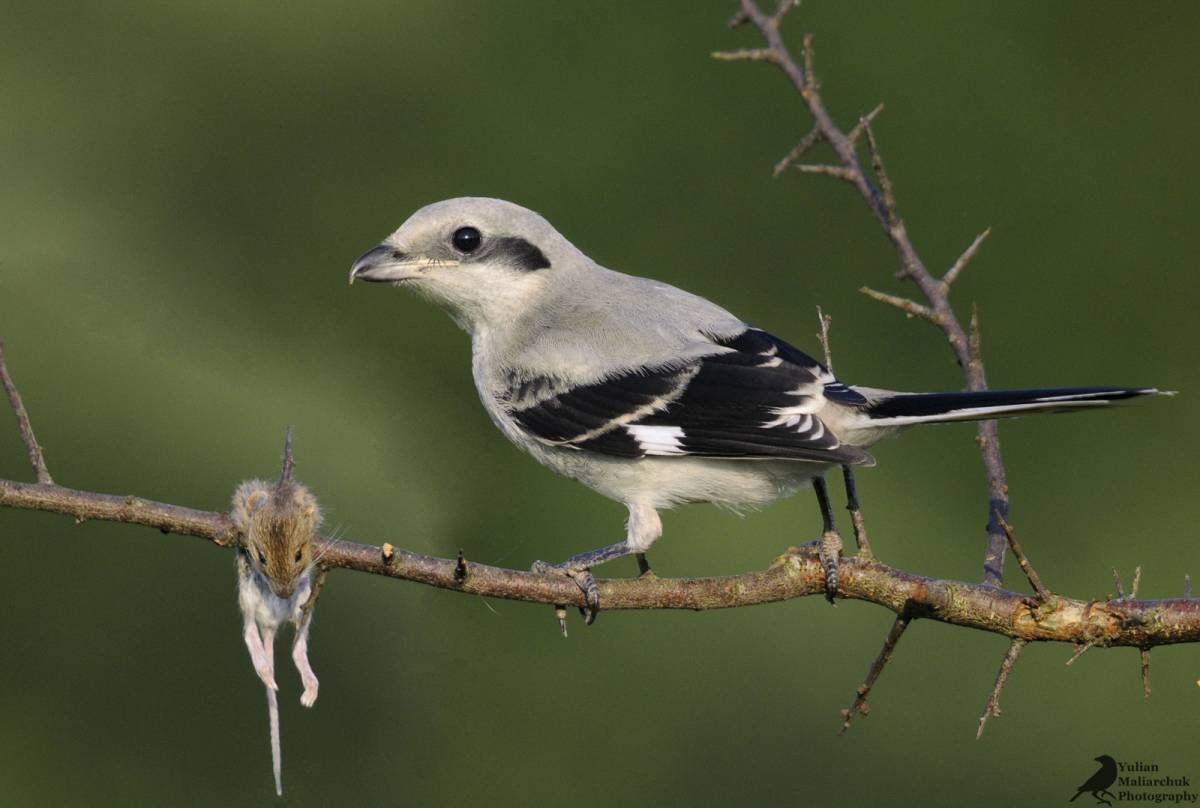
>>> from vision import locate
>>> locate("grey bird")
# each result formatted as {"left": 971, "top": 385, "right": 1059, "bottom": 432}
{"left": 349, "top": 197, "right": 1167, "bottom": 620}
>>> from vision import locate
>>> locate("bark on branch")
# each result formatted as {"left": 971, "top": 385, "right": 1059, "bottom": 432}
{"left": 2, "top": 477, "right": 1198, "bottom": 647}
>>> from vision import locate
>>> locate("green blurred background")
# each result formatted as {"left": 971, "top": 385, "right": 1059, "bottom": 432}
{"left": 1, "top": 1, "right": 1196, "bottom": 805}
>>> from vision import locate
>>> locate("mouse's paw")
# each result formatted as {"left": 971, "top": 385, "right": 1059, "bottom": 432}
{"left": 300, "top": 676, "right": 319, "bottom": 707}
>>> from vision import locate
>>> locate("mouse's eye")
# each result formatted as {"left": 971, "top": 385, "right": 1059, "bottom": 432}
{"left": 294, "top": 549, "right": 303, "bottom": 562}
{"left": 451, "top": 226, "right": 482, "bottom": 253}
{"left": 257, "top": 550, "right": 267, "bottom": 565}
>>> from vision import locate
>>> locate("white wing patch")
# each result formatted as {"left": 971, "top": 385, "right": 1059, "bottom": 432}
{"left": 625, "top": 424, "right": 686, "bottom": 455}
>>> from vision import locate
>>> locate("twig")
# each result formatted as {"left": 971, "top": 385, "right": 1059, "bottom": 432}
{"left": 862, "top": 122, "right": 899, "bottom": 230}
{"left": 0, "top": 343, "right": 53, "bottom": 485}
{"left": 723, "top": 0, "right": 1013, "bottom": 587}
{"left": 842, "top": 464, "right": 873, "bottom": 559}
{"left": 794, "top": 164, "right": 858, "bottom": 183}
{"left": 942, "top": 228, "right": 991, "bottom": 292}
{"left": 1113, "top": 568, "right": 1125, "bottom": 599}
{"left": 1141, "top": 648, "right": 1152, "bottom": 700}
{"left": 1065, "top": 641, "right": 1094, "bottom": 666}
{"left": 859, "top": 287, "right": 937, "bottom": 323}
{"left": 773, "top": 127, "right": 823, "bottom": 177}
{"left": 711, "top": 48, "right": 778, "bottom": 63}
{"left": 994, "top": 513, "right": 1050, "bottom": 602}
{"left": 841, "top": 613, "right": 910, "bottom": 733}
{"left": 977, "top": 638, "right": 1025, "bottom": 739}
{"left": 815, "top": 306, "right": 834, "bottom": 370}
{"left": 280, "top": 426, "right": 295, "bottom": 483}
{"left": 846, "top": 103, "right": 885, "bottom": 145}
{"left": 1131, "top": 566, "right": 1142, "bottom": 599}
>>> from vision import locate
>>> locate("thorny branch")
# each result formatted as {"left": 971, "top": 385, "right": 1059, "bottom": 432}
{"left": 718, "top": 0, "right": 1011, "bottom": 589}
{"left": 4, "top": 473, "right": 1200, "bottom": 646}
{"left": 0, "top": 3, "right": 1191, "bottom": 740}
{"left": 714, "top": 0, "right": 1182, "bottom": 735}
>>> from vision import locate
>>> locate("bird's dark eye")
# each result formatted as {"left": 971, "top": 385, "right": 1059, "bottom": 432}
{"left": 452, "top": 226, "right": 482, "bottom": 253}
{"left": 294, "top": 549, "right": 303, "bottom": 562}
{"left": 257, "top": 550, "right": 267, "bottom": 565}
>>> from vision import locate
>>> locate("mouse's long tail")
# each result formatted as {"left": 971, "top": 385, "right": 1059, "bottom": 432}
{"left": 267, "top": 686, "right": 282, "bottom": 796}
{"left": 857, "top": 386, "right": 1171, "bottom": 426}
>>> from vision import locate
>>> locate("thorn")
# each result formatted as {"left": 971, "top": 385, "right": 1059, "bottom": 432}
{"left": 993, "top": 512, "right": 1050, "bottom": 602}
{"left": 862, "top": 119, "right": 898, "bottom": 228}
{"left": 795, "top": 163, "right": 859, "bottom": 183}
{"left": 1113, "top": 568, "right": 1125, "bottom": 599}
{"left": 768, "top": 0, "right": 798, "bottom": 27}
{"left": 159, "top": 526, "right": 169, "bottom": 535}
{"left": 280, "top": 425, "right": 295, "bottom": 483}
{"left": 1141, "top": 648, "right": 1151, "bottom": 700}
{"left": 727, "top": 9, "right": 749, "bottom": 28}
{"left": 846, "top": 103, "right": 885, "bottom": 144}
{"left": 711, "top": 48, "right": 778, "bottom": 63}
{"left": 454, "top": 549, "right": 468, "bottom": 583}
{"left": 1066, "top": 641, "right": 1094, "bottom": 666}
{"left": 976, "top": 638, "right": 1025, "bottom": 739}
{"left": 555, "top": 606, "right": 568, "bottom": 638}
{"left": 942, "top": 227, "right": 992, "bottom": 291}
{"left": 773, "top": 128, "right": 824, "bottom": 177}
{"left": 1130, "top": 566, "right": 1142, "bottom": 599}
{"left": 1186, "top": 574, "right": 1192, "bottom": 598}
{"left": 801, "top": 33, "right": 816, "bottom": 93}
{"left": 815, "top": 306, "right": 834, "bottom": 371}
{"left": 968, "top": 304, "right": 984, "bottom": 374}
{"left": 381, "top": 542, "right": 395, "bottom": 565}
{"left": 840, "top": 613, "right": 910, "bottom": 734}
{"left": 859, "top": 286, "right": 937, "bottom": 322}
{"left": 0, "top": 340, "right": 55, "bottom": 485}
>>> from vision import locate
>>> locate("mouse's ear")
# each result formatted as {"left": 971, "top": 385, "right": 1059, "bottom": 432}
{"left": 245, "top": 489, "right": 269, "bottom": 515}
{"left": 232, "top": 480, "right": 271, "bottom": 526}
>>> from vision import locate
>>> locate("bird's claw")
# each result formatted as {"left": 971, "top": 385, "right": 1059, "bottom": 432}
{"left": 819, "top": 529, "right": 843, "bottom": 604}
{"left": 532, "top": 560, "right": 601, "bottom": 626}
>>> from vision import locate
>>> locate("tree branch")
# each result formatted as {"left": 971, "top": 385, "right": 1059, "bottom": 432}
{"left": 3, "top": 476, "right": 1199, "bottom": 647}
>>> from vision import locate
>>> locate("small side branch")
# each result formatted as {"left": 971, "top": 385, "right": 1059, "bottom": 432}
{"left": 995, "top": 514, "right": 1050, "bottom": 602}
{"left": 841, "top": 613, "right": 911, "bottom": 733}
{"left": 942, "top": 228, "right": 991, "bottom": 292}
{"left": 859, "top": 287, "right": 938, "bottom": 323}
{"left": 977, "top": 638, "right": 1026, "bottom": 739}
{"left": 0, "top": 343, "right": 53, "bottom": 485}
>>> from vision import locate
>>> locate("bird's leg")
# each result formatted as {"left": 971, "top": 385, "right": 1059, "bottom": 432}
{"left": 532, "top": 503, "right": 661, "bottom": 627}
{"left": 636, "top": 553, "right": 653, "bottom": 577}
{"left": 532, "top": 541, "right": 634, "bottom": 625}
{"left": 812, "top": 475, "right": 843, "bottom": 603}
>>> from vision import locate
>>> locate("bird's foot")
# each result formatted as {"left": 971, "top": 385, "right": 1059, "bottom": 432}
{"left": 819, "top": 529, "right": 844, "bottom": 604}
{"left": 532, "top": 560, "right": 601, "bottom": 626}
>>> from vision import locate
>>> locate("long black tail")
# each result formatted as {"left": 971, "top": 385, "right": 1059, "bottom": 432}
{"left": 863, "top": 386, "right": 1170, "bottom": 426}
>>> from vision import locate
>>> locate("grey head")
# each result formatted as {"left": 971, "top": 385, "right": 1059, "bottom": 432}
{"left": 349, "top": 197, "right": 583, "bottom": 331}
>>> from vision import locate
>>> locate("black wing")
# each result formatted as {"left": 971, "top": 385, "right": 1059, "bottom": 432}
{"left": 508, "top": 328, "right": 872, "bottom": 465}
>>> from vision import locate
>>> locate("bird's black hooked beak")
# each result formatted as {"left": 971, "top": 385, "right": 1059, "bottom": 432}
{"left": 348, "top": 244, "right": 401, "bottom": 284}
